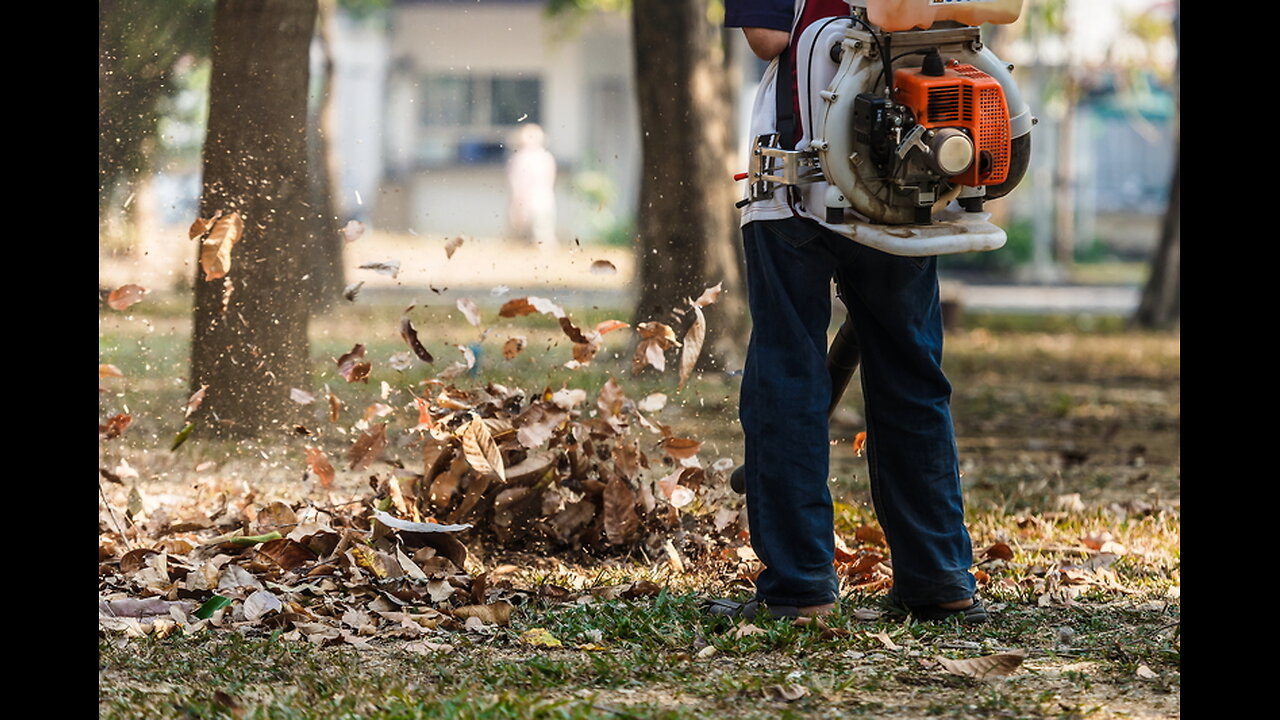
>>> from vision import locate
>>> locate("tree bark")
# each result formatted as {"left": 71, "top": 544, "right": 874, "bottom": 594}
{"left": 630, "top": 0, "right": 748, "bottom": 370}
{"left": 190, "top": 0, "right": 318, "bottom": 436}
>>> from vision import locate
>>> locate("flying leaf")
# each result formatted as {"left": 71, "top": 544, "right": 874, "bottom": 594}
{"left": 456, "top": 298, "right": 482, "bottom": 327}
{"left": 100, "top": 413, "right": 132, "bottom": 440}
{"left": 337, "top": 344, "right": 371, "bottom": 383}
{"left": 107, "top": 284, "right": 149, "bottom": 310}
{"left": 638, "top": 393, "right": 667, "bottom": 412}
{"left": 439, "top": 344, "right": 477, "bottom": 380}
{"left": 595, "top": 319, "right": 629, "bottom": 335}
{"left": 305, "top": 446, "right": 336, "bottom": 488}
{"left": 99, "top": 364, "right": 125, "bottom": 379}
{"left": 342, "top": 281, "right": 364, "bottom": 302}
{"left": 461, "top": 418, "right": 505, "bottom": 482}
{"left": 678, "top": 304, "right": 706, "bottom": 389}
{"left": 399, "top": 316, "right": 434, "bottom": 363}
{"left": 558, "top": 316, "right": 590, "bottom": 344}
{"left": 389, "top": 352, "right": 414, "bottom": 371}
{"left": 445, "top": 235, "right": 464, "bottom": 258}
{"left": 342, "top": 220, "right": 365, "bottom": 244}
{"left": 290, "top": 388, "right": 315, "bottom": 405}
{"left": 590, "top": 259, "right": 617, "bottom": 275}
{"left": 661, "top": 437, "right": 703, "bottom": 459}
{"left": 498, "top": 296, "right": 564, "bottom": 319}
{"left": 348, "top": 423, "right": 388, "bottom": 470}
{"left": 171, "top": 421, "right": 196, "bottom": 450}
{"left": 693, "top": 282, "right": 723, "bottom": 307}
{"left": 935, "top": 650, "right": 1026, "bottom": 679}
{"left": 502, "top": 337, "right": 526, "bottom": 359}
{"left": 853, "top": 431, "right": 867, "bottom": 457}
{"left": 326, "top": 387, "right": 342, "bottom": 422}
{"left": 603, "top": 475, "right": 640, "bottom": 545}
{"left": 371, "top": 509, "right": 472, "bottom": 533}
{"left": 359, "top": 260, "right": 400, "bottom": 278}
{"left": 193, "top": 211, "right": 245, "bottom": 281}
{"left": 185, "top": 385, "right": 208, "bottom": 419}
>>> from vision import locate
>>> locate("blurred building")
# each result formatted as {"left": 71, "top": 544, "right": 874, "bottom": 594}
{"left": 376, "top": 0, "right": 640, "bottom": 243}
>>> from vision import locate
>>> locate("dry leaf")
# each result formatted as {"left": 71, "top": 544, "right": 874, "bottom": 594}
{"left": 337, "top": 344, "right": 371, "bottom": 383}
{"left": 871, "top": 631, "right": 900, "bottom": 650}
{"left": 101, "top": 413, "right": 133, "bottom": 439}
{"left": 935, "top": 650, "right": 1026, "bottom": 678}
{"left": 99, "top": 364, "right": 125, "bottom": 379}
{"left": 399, "top": 316, "right": 434, "bottom": 363}
{"left": 732, "top": 623, "right": 768, "bottom": 639}
{"left": 661, "top": 437, "right": 703, "bottom": 459}
{"left": 520, "top": 628, "right": 564, "bottom": 647}
{"left": 853, "top": 431, "right": 867, "bottom": 457}
{"left": 342, "top": 220, "right": 365, "bottom": 244}
{"left": 678, "top": 304, "right": 706, "bottom": 389}
{"left": 107, "top": 284, "right": 149, "bottom": 310}
{"left": 193, "top": 211, "right": 245, "bottom": 281}
{"left": 452, "top": 602, "right": 512, "bottom": 626}
{"left": 461, "top": 418, "right": 505, "bottom": 482}
{"left": 371, "top": 509, "right": 471, "bottom": 533}
{"left": 763, "top": 684, "right": 809, "bottom": 702}
{"left": 692, "top": 282, "right": 723, "bottom": 307}
{"left": 1135, "top": 664, "right": 1158, "bottom": 680}
{"left": 358, "top": 260, "right": 400, "bottom": 278}
{"left": 185, "top": 384, "right": 208, "bottom": 419}
{"left": 984, "top": 542, "right": 1014, "bottom": 561}
{"left": 502, "top": 337, "right": 526, "bottom": 359}
{"left": 438, "top": 345, "right": 477, "bottom": 380}
{"left": 348, "top": 423, "right": 388, "bottom": 471}
{"left": 498, "top": 296, "right": 564, "bottom": 319}
{"left": 603, "top": 475, "right": 640, "bottom": 545}
{"left": 854, "top": 524, "right": 886, "bottom": 547}
{"left": 445, "top": 235, "right": 464, "bottom": 258}
{"left": 456, "top": 298, "right": 482, "bottom": 327}
{"left": 243, "top": 590, "right": 282, "bottom": 622}
{"left": 590, "top": 259, "right": 617, "bottom": 275}
{"left": 327, "top": 387, "right": 343, "bottom": 422}
{"left": 305, "top": 446, "right": 336, "bottom": 488}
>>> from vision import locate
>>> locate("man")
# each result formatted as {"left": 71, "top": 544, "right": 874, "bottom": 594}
{"left": 712, "top": 0, "right": 986, "bottom": 622}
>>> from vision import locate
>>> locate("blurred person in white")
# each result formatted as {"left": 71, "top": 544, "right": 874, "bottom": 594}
{"left": 506, "top": 123, "right": 558, "bottom": 250}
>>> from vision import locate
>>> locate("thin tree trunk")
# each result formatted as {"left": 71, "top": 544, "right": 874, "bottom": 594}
{"left": 190, "top": 0, "right": 317, "bottom": 436}
{"left": 1053, "top": 73, "right": 1077, "bottom": 269}
{"left": 1133, "top": 3, "right": 1179, "bottom": 331}
{"left": 306, "top": 0, "right": 344, "bottom": 310}
{"left": 630, "top": 0, "right": 747, "bottom": 370}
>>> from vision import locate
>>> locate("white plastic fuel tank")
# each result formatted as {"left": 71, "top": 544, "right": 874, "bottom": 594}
{"left": 867, "top": 0, "right": 1024, "bottom": 31}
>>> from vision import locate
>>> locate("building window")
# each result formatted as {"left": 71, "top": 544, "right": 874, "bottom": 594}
{"left": 418, "top": 73, "right": 542, "bottom": 165}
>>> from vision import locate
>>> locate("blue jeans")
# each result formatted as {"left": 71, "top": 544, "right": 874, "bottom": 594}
{"left": 740, "top": 216, "right": 976, "bottom": 608}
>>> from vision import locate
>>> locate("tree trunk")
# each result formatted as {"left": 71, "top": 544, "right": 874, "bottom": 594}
{"left": 1052, "top": 72, "right": 1077, "bottom": 270}
{"left": 630, "top": 0, "right": 748, "bottom": 371}
{"left": 306, "top": 0, "right": 345, "bottom": 310}
{"left": 190, "top": 0, "right": 318, "bottom": 436}
{"left": 1133, "top": 7, "right": 1179, "bottom": 330}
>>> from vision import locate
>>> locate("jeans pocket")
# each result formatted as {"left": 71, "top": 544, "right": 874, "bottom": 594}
{"left": 763, "top": 217, "right": 823, "bottom": 250}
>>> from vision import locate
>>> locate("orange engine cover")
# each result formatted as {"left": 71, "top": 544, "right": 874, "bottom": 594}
{"left": 893, "top": 63, "right": 1010, "bottom": 187}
